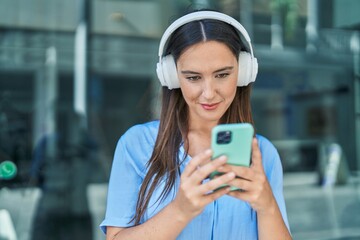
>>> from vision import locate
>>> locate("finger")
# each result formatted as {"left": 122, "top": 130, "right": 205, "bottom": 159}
{"left": 227, "top": 190, "right": 252, "bottom": 201}
{"left": 250, "top": 138, "right": 262, "bottom": 169}
{"left": 182, "top": 149, "right": 213, "bottom": 178}
{"left": 190, "top": 156, "right": 228, "bottom": 183}
{"left": 225, "top": 165, "right": 255, "bottom": 181}
{"left": 217, "top": 165, "right": 233, "bottom": 173}
{"left": 198, "top": 172, "right": 236, "bottom": 194}
{"left": 203, "top": 186, "right": 231, "bottom": 205}
{"left": 228, "top": 177, "right": 252, "bottom": 191}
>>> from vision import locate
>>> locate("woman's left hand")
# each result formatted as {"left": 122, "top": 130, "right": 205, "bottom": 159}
{"left": 222, "top": 138, "right": 277, "bottom": 215}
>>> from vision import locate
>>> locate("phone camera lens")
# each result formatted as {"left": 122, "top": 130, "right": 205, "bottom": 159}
{"left": 217, "top": 131, "right": 232, "bottom": 144}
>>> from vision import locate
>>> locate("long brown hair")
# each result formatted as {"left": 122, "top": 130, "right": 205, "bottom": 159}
{"left": 131, "top": 17, "right": 255, "bottom": 225}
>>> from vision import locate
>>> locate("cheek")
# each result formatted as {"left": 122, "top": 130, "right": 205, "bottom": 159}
{"left": 223, "top": 82, "right": 238, "bottom": 101}
{"left": 227, "top": 90, "right": 237, "bottom": 104}
{"left": 180, "top": 82, "right": 201, "bottom": 101}
{"left": 180, "top": 86, "right": 194, "bottom": 104}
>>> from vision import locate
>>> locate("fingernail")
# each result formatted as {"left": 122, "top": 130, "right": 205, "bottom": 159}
{"left": 219, "top": 156, "right": 227, "bottom": 162}
{"left": 227, "top": 172, "right": 235, "bottom": 178}
{"left": 205, "top": 149, "right": 212, "bottom": 155}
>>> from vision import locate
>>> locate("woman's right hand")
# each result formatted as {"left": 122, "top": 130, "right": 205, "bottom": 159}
{"left": 171, "top": 149, "right": 236, "bottom": 221}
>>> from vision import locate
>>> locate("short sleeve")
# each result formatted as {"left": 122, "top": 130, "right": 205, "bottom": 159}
{"left": 258, "top": 136, "right": 291, "bottom": 233}
{"left": 99, "top": 136, "right": 144, "bottom": 234}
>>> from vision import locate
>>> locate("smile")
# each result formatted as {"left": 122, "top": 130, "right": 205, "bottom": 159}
{"left": 201, "top": 103, "right": 220, "bottom": 110}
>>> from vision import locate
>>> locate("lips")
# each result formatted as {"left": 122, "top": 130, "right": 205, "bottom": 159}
{"left": 201, "top": 103, "right": 220, "bottom": 110}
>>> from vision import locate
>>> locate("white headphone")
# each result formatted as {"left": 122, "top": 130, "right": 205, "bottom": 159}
{"left": 156, "top": 11, "right": 258, "bottom": 89}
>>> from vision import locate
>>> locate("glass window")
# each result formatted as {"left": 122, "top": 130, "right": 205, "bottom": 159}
{"left": 0, "top": 1, "right": 359, "bottom": 240}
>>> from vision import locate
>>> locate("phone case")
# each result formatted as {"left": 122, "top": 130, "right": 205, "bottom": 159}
{"left": 210, "top": 123, "right": 254, "bottom": 190}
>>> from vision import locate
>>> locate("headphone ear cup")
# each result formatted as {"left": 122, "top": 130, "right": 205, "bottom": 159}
{"left": 158, "top": 55, "right": 179, "bottom": 89}
{"left": 237, "top": 52, "right": 252, "bottom": 86}
{"left": 156, "top": 61, "right": 166, "bottom": 86}
{"left": 251, "top": 57, "right": 258, "bottom": 84}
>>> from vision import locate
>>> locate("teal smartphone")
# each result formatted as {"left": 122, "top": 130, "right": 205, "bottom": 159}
{"left": 210, "top": 123, "right": 254, "bottom": 191}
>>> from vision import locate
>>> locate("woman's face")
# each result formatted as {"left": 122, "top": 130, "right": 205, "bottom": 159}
{"left": 177, "top": 41, "right": 238, "bottom": 125}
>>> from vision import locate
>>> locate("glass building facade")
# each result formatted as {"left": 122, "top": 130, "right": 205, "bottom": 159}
{"left": 0, "top": 0, "right": 359, "bottom": 239}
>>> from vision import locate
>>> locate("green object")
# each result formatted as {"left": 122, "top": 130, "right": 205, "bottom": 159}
{"left": 0, "top": 160, "right": 17, "bottom": 180}
{"left": 211, "top": 123, "right": 254, "bottom": 166}
{"left": 210, "top": 123, "right": 254, "bottom": 191}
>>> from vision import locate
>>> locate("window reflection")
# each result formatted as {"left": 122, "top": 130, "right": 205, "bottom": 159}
{"left": 0, "top": 1, "right": 359, "bottom": 240}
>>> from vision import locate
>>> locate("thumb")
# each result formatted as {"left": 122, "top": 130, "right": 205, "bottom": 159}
{"left": 251, "top": 138, "right": 263, "bottom": 170}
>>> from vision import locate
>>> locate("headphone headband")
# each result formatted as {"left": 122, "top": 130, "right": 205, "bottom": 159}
{"left": 156, "top": 11, "right": 258, "bottom": 89}
{"left": 158, "top": 11, "right": 254, "bottom": 59}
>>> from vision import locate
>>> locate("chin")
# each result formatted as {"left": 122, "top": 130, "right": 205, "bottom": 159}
{"left": 199, "top": 113, "right": 224, "bottom": 123}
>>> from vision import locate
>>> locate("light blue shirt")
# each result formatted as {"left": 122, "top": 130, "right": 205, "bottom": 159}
{"left": 100, "top": 120, "right": 290, "bottom": 239}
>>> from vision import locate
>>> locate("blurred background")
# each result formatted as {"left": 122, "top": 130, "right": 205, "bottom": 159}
{"left": 0, "top": 0, "right": 359, "bottom": 239}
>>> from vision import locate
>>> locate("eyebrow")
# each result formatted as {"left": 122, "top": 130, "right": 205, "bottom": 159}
{"left": 180, "top": 66, "right": 234, "bottom": 75}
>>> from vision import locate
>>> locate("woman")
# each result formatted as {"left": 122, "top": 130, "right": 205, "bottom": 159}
{"left": 100, "top": 10, "right": 292, "bottom": 240}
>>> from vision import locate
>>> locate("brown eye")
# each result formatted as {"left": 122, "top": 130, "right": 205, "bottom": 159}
{"left": 215, "top": 73, "right": 230, "bottom": 79}
{"left": 186, "top": 76, "right": 201, "bottom": 81}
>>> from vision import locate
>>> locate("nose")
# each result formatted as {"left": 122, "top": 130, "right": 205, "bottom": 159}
{"left": 202, "top": 78, "right": 216, "bottom": 100}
